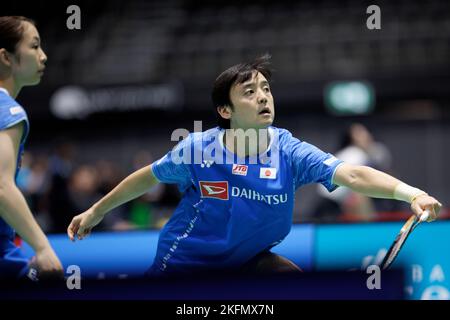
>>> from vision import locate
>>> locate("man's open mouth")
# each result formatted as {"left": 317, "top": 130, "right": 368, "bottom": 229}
{"left": 259, "top": 108, "right": 271, "bottom": 115}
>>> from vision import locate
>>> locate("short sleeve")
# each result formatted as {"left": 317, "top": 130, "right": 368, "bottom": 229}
{"left": 291, "top": 137, "right": 343, "bottom": 192}
{"left": 151, "top": 135, "right": 193, "bottom": 188}
{"left": 0, "top": 93, "right": 29, "bottom": 142}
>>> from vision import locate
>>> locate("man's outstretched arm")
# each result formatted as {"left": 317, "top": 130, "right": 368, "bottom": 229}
{"left": 67, "top": 164, "right": 160, "bottom": 241}
{"left": 333, "top": 163, "right": 442, "bottom": 221}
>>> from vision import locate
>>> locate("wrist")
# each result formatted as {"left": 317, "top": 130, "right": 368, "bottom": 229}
{"left": 34, "top": 242, "right": 52, "bottom": 254}
{"left": 411, "top": 193, "right": 428, "bottom": 203}
{"left": 393, "top": 182, "right": 427, "bottom": 203}
{"left": 92, "top": 204, "right": 106, "bottom": 217}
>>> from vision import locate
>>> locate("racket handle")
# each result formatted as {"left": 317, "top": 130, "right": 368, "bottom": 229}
{"left": 420, "top": 209, "right": 430, "bottom": 222}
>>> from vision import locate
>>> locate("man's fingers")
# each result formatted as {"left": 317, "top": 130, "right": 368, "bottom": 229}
{"left": 420, "top": 210, "right": 430, "bottom": 222}
{"left": 412, "top": 195, "right": 443, "bottom": 223}
{"left": 84, "top": 228, "right": 92, "bottom": 238}
{"left": 412, "top": 204, "right": 433, "bottom": 222}
{"left": 77, "top": 224, "right": 89, "bottom": 240}
{"left": 428, "top": 209, "right": 437, "bottom": 222}
{"left": 68, "top": 218, "right": 80, "bottom": 241}
{"left": 434, "top": 202, "right": 443, "bottom": 214}
{"left": 421, "top": 208, "right": 436, "bottom": 222}
{"left": 67, "top": 226, "right": 73, "bottom": 241}
{"left": 67, "top": 223, "right": 76, "bottom": 241}
{"left": 411, "top": 202, "right": 423, "bottom": 217}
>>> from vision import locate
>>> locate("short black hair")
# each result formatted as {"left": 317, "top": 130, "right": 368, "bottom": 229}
{"left": 211, "top": 54, "right": 272, "bottom": 129}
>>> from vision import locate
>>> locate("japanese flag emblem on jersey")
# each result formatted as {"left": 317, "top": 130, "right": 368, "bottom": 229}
{"left": 259, "top": 167, "right": 277, "bottom": 179}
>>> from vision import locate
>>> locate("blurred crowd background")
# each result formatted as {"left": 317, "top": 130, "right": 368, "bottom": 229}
{"left": 3, "top": 0, "right": 450, "bottom": 233}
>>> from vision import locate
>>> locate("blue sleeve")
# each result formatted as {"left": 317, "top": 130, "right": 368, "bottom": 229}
{"left": 0, "top": 94, "right": 29, "bottom": 142}
{"left": 290, "top": 137, "right": 343, "bottom": 192}
{"left": 151, "top": 135, "right": 192, "bottom": 188}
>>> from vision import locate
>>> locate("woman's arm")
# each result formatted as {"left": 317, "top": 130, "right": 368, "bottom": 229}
{"left": 0, "top": 124, "right": 62, "bottom": 275}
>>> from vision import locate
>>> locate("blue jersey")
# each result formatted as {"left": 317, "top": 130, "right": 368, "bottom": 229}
{"left": 0, "top": 88, "right": 30, "bottom": 238}
{"left": 149, "top": 126, "right": 343, "bottom": 275}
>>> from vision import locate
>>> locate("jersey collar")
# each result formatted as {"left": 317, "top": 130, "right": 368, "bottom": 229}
{"left": 0, "top": 87, "right": 10, "bottom": 96}
{"left": 218, "top": 126, "right": 275, "bottom": 157}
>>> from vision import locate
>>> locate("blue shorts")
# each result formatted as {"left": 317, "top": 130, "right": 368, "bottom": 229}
{"left": 0, "top": 236, "right": 31, "bottom": 279}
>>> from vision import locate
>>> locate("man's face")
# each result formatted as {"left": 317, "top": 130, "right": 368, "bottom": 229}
{"left": 227, "top": 71, "right": 275, "bottom": 130}
{"left": 11, "top": 21, "right": 47, "bottom": 86}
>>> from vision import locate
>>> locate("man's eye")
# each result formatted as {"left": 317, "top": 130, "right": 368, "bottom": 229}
{"left": 263, "top": 87, "right": 271, "bottom": 93}
{"left": 245, "top": 90, "right": 254, "bottom": 96}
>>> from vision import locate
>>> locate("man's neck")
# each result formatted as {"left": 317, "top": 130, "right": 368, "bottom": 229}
{"left": 223, "top": 127, "right": 271, "bottom": 158}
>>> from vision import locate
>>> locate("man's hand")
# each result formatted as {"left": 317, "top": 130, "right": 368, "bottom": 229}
{"left": 67, "top": 207, "right": 104, "bottom": 241}
{"left": 411, "top": 194, "right": 442, "bottom": 222}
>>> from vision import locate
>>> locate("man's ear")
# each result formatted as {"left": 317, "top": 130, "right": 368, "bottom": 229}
{"left": 217, "top": 105, "right": 232, "bottom": 120}
{"left": 0, "top": 49, "right": 12, "bottom": 67}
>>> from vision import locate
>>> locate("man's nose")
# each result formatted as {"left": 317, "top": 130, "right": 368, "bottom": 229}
{"left": 257, "top": 93, "right": 267, "bottom": 105}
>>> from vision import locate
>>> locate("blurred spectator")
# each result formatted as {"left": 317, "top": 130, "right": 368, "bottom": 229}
{"left": 69, "top": 162, "right": 137, "bottom": 232}
{"left": 47, "top": 142, "right": 76, "bottom": 233}
{"left": 314, "top": 123, "right": 394, "bottom": 222}
{"left": 17, "top": 152, "right": 52, "bottom": 231}
{"left": 94, "top": 159, "right": 133, "bottom": 231}
{"left": 68, "top": 165, "right": 101, "bottom": 214}
{"left": 27, "top": 155, "right": 52, "bottom": 231}
{"left": 90, "top": 151, "right": 173, "bottom": 231}
{"left": 96, "top": 159, "right": 124, "bottom": 195}
{"left": 120, "top": 151, "right": 166, "bottom": 230}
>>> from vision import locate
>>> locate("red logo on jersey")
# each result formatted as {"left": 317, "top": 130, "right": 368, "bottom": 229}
{"left": 199, "top": 181, "right": 229, "bottom": 200}
{"left": 232, "top": 164, "right": 248, "bottom": 176}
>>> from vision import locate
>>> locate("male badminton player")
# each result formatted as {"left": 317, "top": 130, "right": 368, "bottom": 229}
{"left": 67, "top": 55, "right": 442, "bottom": 276}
